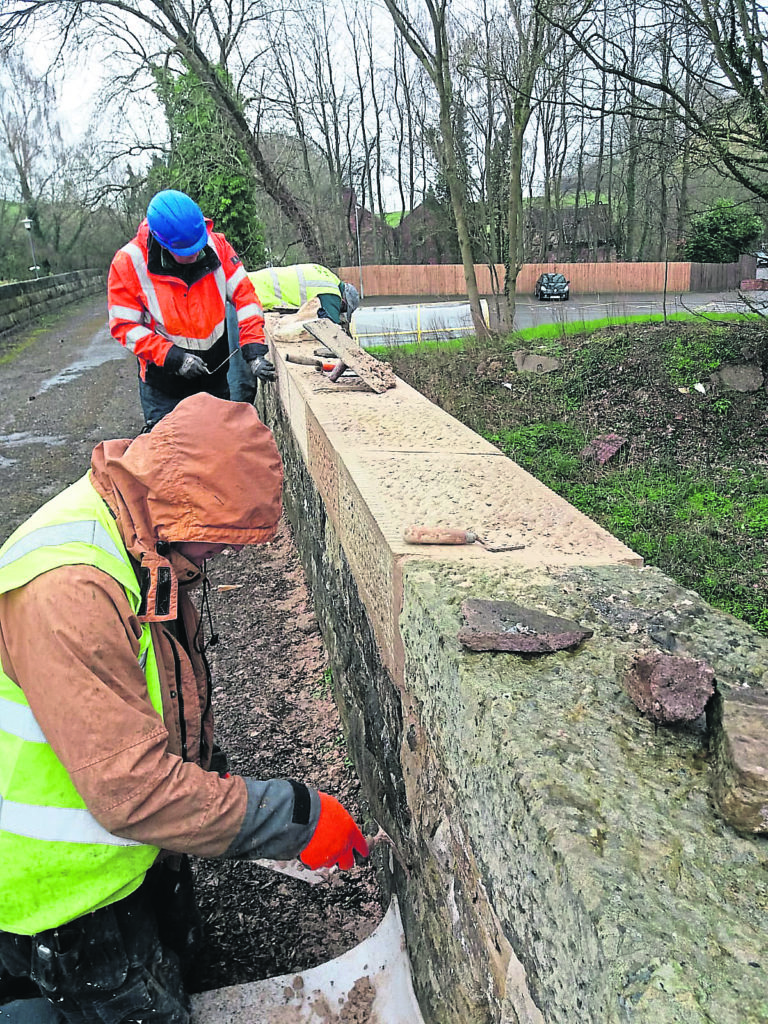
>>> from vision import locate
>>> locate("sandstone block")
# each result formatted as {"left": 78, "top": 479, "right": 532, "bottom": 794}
{"left": 580, "top": 433, "right": 628, "bottom": 465}
{"left": 624, "top": 651, "right": 715, "bottom": 723}
{"left": 712, "top": 689, "right": 768, "bottom": 833}
{"left": 459, "top": 598, "right": 593, "bottom": 653}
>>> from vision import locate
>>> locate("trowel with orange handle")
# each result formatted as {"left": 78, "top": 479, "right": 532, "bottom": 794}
{"left": 403, "top": 524, "right": 525, "bottom": 553}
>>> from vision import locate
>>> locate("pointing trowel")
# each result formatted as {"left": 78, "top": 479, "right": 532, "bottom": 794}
{"left": 253, "top": 821, "right": 410, "bottom": 885}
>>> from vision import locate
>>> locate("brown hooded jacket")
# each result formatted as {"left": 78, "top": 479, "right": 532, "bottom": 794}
{"left": 0, "top": 395, "right": 291, "bottom": 859}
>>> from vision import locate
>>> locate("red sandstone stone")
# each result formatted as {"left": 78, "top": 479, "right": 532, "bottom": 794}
{"left": 624, "top": 651, "right": 715, "bottom": 724}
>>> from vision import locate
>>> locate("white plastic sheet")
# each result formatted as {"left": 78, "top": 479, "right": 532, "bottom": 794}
{"left": 190, "top": 896, "right": 425, "bottom": 1024}
{"left": 353, "top": 300, "right": 489, "bottom": 348}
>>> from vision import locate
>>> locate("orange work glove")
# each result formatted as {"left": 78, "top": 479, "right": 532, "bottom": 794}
{"left": 300, "top": 792, "right": 370, "bottom": 870}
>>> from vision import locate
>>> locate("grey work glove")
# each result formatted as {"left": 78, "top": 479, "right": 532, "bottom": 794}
{"left": 177, "top": 353, "right": 211, "bottom": 379}
{"left": 248, "top": 355, "right": 276, "bottom": 382}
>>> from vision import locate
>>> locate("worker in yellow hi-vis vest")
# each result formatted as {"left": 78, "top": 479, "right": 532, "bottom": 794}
{"left": 248, "top": 264, "right": 359, "bottom": 326}
{"left": 226, "top": 264, "right": 361, "bottom": 402}
{"left": 0, "top": 394, "right": 368, "bottom": 1023}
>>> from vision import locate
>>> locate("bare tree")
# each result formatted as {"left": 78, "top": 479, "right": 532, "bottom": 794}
{"left": 382, "top": 0, "right": 490, "bottom": 337}
{"left": 549, "top": 0, "right": 768, "bottom": 203}
{"left": 0, "top": 0, "right": 325, "bottom": 259}
{"left": 494, "top": 0, "right": 573, "bottom": 310}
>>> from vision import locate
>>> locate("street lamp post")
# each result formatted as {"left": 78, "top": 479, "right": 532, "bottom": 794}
{"left": 353, "top": 202, "right": 364, "bottom": 300}
{"left": 21, "top": 217, "right": 40, "bottom": 279}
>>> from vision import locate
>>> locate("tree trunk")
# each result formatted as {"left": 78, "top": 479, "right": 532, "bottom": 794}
{"left": 439, "top": 105, "right": 488, "bottom": 337}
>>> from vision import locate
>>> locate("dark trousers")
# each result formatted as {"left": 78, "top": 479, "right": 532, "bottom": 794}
{"left": 0, "top": 860, "right": 202, "bottom": 1024}
{"left": 138, "top": 377, "right": 231, "bottom": 429}
{"left": 225, "top": 303, "right": 257, "bottom": 405}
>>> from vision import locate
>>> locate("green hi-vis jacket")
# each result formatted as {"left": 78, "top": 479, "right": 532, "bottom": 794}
{"left": 248, "top": 263, "right": 341, "bottom": 311}
{"left": 0, "top": 475, "right": 162, "bottom": 934}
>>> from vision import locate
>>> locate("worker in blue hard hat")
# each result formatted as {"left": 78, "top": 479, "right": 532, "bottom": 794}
{"left": 108, "top": 190, "right": 275, "bottom": 428}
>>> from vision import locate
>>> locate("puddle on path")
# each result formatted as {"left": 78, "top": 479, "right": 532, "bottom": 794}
{"left": 0, "top": 432, "right": 66, "bottom": 447}
{"left": 37, "top": 324, "right": 126, "bottom": 395}
{"left": 0, "top": 432, "right": 67, "bottom": 468}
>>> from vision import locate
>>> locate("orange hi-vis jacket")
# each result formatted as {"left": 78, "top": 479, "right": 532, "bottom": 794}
{"left": 108, "top": 219, "right": 267, "bottom": 396}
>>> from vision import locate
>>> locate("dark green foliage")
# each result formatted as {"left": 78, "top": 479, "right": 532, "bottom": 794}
{"left": 149, "top": 66, "right": 267, "bottom": 268}
{"left": 684, "top": 199, "right": 763, "bottom": 263}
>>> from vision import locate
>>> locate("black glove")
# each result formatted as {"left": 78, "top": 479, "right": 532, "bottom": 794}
{"left": 209, "top": 743, "right": 230, "bottom": 778}
{"left": 178, "top": 353, "right": 210, "bottom": 379}
{"left": 248, "top": 355, "right": 276, "bottom": 382}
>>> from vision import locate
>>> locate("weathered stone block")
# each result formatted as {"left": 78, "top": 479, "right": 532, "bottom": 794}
{"left": 711, "top": 688, "right": 768, "bottom": 833}
{"left": 624, "top": 650, "right": 715, "bottom": 723}
{"left": 513, "top": 350, "right": 561, "bottom": 374}
{"left": 711, "top": 363, "right": 765, "bottom": 392}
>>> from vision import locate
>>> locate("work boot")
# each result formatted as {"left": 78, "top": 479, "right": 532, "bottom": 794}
{"left": 0, "top": 998, "right": 62, "bottom": 1022}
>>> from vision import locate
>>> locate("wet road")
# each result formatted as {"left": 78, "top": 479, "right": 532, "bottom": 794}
{"left": 0, "top": 294, "right": 139, "bottom": 535}
{"left": 510, "top": 289, "right": 751, "bottom": 329}
{"left": 0, "top": 286, "right": 752, "bottom": 533}
{"left": 354, "top": 288, "right": 754, "bottom": 345}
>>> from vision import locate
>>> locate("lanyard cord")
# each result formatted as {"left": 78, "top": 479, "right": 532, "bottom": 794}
{"left": 193, "top": 563, "right": 219, "bottom": 725}
{"left": 193, "top": 564, "right": 219, "bottom": 654}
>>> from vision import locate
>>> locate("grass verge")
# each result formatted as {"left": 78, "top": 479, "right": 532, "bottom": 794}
{"left": 375, "top": 313, "right": 768, "bottom": 634}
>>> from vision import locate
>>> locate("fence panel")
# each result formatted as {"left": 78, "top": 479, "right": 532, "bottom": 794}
{"left": 337, "top": 260, "right": 749, "bottom": 298}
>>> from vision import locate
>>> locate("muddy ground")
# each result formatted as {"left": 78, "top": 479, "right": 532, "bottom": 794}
{"left": 0, "top": 295, "right": 383, "bottom": 994}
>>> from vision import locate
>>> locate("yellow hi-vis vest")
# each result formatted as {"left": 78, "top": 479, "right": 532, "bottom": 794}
{"left": 248, "top": 264, "right": 341, "bottom": 311}
{"left": 0, "top": 473, "right": 163, "bottom": 935}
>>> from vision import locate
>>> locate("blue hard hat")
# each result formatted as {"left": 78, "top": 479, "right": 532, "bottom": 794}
{"left": 146, "top": 190, "right": 208, "bottom": 257}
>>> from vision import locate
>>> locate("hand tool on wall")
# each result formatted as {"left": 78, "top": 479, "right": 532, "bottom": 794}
{"left": 303, "top": 319, "right": 397, "bottom": 393}
{"left": 403, "top": 525, "right": 526, "bottom": 552}
{"left": 285, "top": 353, "right": 337, "bottom": 371}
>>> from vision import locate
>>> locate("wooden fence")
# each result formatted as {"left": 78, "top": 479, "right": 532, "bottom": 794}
{"left": 337, "top": 257, "right": 755, "bottom": 298}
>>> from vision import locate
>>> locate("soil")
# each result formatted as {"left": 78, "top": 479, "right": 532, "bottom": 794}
{"left": 0, "top": 296, "right": 384, "bottom": 998}
{"left": 189, "top": 526, "right": 384, "bottom": 992}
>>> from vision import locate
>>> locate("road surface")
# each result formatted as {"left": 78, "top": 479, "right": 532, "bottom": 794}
{"left": 0, "top": 286, "right": 755, "bottom": 534}
{"left": 0, "top": 295, "right": 139, "bottom": 535}
{"left": 353, "top": 288, "right": 757, "bottom": 345}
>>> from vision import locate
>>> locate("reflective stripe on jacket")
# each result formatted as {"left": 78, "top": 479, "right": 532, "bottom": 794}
{"left": 107, "top": 218, "right": 264, "bottom": 381}
{"left": 248, "top": 264, "right": 341, "bottom": 311}
{"left": 0, "top": 475, "right": 163, "bottom": 934}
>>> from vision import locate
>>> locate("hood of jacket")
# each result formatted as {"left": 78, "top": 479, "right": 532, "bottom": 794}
{"left": 89, "top": 394, "right": 283, "bottom": 618}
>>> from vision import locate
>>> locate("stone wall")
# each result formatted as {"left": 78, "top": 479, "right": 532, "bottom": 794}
{"left": 257, "top": 320, "right": 768, "bottom": 1024}
{"left": 0, "top": 270, "right": 106, "bottom": 335}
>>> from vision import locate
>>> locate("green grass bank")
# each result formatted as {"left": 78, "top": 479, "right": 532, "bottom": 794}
{"left": 373, "top": 312, "right": 768, "bottom": 634}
